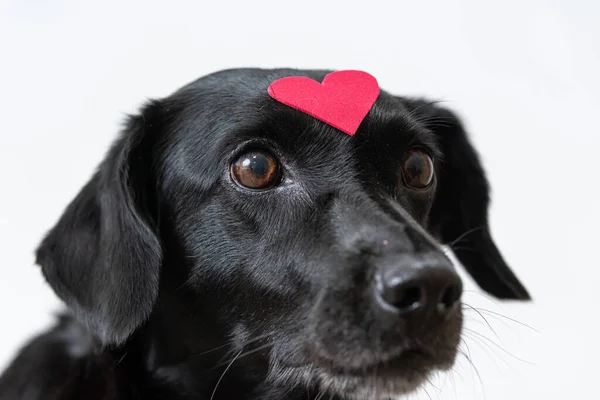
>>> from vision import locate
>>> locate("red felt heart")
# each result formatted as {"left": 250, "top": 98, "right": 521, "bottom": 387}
{"left": 267, "top": 70, "right": 380, "bottom": 136}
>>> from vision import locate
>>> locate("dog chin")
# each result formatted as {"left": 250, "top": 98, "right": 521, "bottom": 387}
{"left": 270, "top": 362, "right": 432, "bottom": 400}
{"left": 314, "top": 371, "right": 429, "bottom": 400}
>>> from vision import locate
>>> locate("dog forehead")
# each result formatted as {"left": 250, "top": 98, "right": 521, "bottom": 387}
{"left": 167, "top": 69, "right": 346, "bottom": 153}
{"left": 163, "top": 69, "right": 431, "bottom": 184}
{"left": 171, "top": 68, "right": 416, "bottom": 139}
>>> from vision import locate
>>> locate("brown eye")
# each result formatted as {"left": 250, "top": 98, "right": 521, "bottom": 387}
{"left": 402, "top": 148, "right": 434, "bottom": 189}
{"left": 231, "top": 150, "right": 282, "bottom": 190}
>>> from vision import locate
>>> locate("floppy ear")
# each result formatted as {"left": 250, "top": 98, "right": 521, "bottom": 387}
{"left": 405, "top": 99, "right": 530, "bottom": 300}
{"left": 36, "top": 101, "right": 165, "bottom": 345}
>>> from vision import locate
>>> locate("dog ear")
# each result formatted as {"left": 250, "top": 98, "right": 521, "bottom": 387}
{"left": 36, "top": 101, "right": 165, "bottom": 345}
{"left": 405, "top": 99, "right": 530, "bottom": 300}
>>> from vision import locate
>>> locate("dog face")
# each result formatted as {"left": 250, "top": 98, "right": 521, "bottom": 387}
{"left": 36, "top": 69, "right": 529, "bottom": 399}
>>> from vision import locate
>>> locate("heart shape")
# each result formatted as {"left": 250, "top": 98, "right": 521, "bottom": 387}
{"left": 267, "top": 70, "right": 380, "bottom": 136}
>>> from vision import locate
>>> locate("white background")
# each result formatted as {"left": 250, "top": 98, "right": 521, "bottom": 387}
{"left": 1, "top": 0, "right": 598, "bottom": 399}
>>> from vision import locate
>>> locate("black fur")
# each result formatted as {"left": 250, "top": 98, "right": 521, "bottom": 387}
{"left": 0, "top": 68, "right": 529, "bottom": 400}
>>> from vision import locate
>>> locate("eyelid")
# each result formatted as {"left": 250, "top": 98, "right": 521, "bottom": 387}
{"left": 228, "top": 138, "right": 283, "bottom": 165}
{"left": 407, "top": 134, "right": 442, "bottom": 161}
{"left": 406, "top": 144, "right": 436, "bottom": 162}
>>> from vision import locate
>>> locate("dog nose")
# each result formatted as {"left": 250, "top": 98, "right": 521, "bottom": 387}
{"left": 375, "top": 261, "right": 462, "bottom": 316}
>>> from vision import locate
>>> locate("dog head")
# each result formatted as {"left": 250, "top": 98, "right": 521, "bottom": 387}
{"left": 36, "top": 69, "right": 529, "bottom": 399}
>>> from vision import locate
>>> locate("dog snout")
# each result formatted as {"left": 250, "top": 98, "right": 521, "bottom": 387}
{"left": 375, "top": 255, "right": 463, "bottom": 319}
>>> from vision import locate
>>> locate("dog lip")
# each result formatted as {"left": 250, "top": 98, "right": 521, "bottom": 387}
{"left": 286, "top": 347, "right": 434, "bottom": 378}
{"left": 278, "top": 347, "right": 432, "bottom": 369}
{"left": 338, "top": 348, "right": 432, "bottom": 376}
{"left": 274, "top": 348, "right": 436, "bottom": 397}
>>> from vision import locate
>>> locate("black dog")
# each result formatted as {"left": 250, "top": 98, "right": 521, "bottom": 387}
{"left": 0, "top": 68, "right": 529, "bottom": 400}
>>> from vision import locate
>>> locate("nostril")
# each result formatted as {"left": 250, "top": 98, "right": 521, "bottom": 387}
{"left": 380, "top": 283, "right": 423, "bottom": 312}
{"left": 395, "top": 286, "right": 422, "bottom": 311}
{"left": 438, "top": 283, "right": 462, "bottom": 311}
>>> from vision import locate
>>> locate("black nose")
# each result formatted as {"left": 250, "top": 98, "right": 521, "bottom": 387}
{"left": 375, "top": 259, "right": 463, "bottom": 317}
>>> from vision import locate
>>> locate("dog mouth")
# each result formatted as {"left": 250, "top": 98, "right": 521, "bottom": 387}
{"left": 329, "top": 348, "right": 432, "bottom": 376}
{"left": 316, "top": 349, "right": 438, "bottom": 398}
{"left": 273, "top": 347, "right": 445, "bottom": 399}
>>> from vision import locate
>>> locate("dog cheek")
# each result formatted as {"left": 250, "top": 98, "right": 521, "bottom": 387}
{"left": 307, "top": 289, "right": 395, "bottom": 368}
{"left": 433, "top": 311, "right": 463, "bottom": 369}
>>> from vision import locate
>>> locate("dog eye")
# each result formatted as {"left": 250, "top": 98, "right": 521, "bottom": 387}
{"left": 231, "top": 150, "right": 282, "bottom": 190}
{"left": 402, "top": 148, "right": 434, "bottom": 189}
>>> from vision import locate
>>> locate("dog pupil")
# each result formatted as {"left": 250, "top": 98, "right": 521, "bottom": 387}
{"left": 246, "top": 154, "right": 268, "bottom": 176}
{"left": 407, "top": 154, "right": 423, "bottom": 177}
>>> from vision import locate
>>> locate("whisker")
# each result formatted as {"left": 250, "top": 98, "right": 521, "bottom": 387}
{"left": 188, "top": 342, "right": 232, "bottom": 358}
{"left": 450, "top": 365, "right": 463, "bottom": 381}
{"left": 210, "top": 349, "right": 243, "bottom": 400}
{"left": 468, "top": 311, "right": 519, "bottom": 334}
{"left": 449, "top": 246, "right": 479, "bottom": 254}
{"left": 423, "top": 386, "right": 433, "bottom": 400}
{"left": 174, "top": 273, "right": 197, "bottom": 292}
{"left": 462, "top": 290, "right": 506, "bottom": 309}
{"left": 463, "top": 328, "right": 534, "bottom": 365}
{"left": 463, "top": 303, "right": 502, "bottom": 343}
{"left": 405, "top": 99, "right": 445, "bottom": 121}
{"left": 459, "top": 337, "right": 485, "bottom": 395}
{"left": 414, "top": 114, "right": 455, "bottom": 122}
{"left": 214, "top": 342, "right": 275, "bottom": 368}
{"left": 115, "top": 351, "right": 129, "bottom": 366}
{"left": 189, "top": 331, "right": 274, "bottom": 359}
{"left": 419, "top": 114, "right": 456, "bottom": 122}
{"left": 473, "top": 308, "right": 539, "bottom": 333}
{"left": 416, "top": 116, "right": 456, "bottom": 129}
{"left": 426, "top": 376, "right": 441, "bottom": 393}
{"left": 449, "top": 369, "right": 459, "bottom": 400}
{"left": 414, "top": 114, "right": 456, "bottom": 125}
{"left": 462, "top": 332, "right": 510, "bottom": 370}
{"left": 447, "top": 225, "right": 485, "bottom": 247}
{"left": 458, "top": 346, "right": 484, "bottom": 392}
{"left": 460, "top": 338, "right": 473, "bottom": 368}
{"left": 424, "top": 122, "right": 454, "bottom": 129}
{"left": 421, "top": 374, "right": 441, "bottom": 400}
